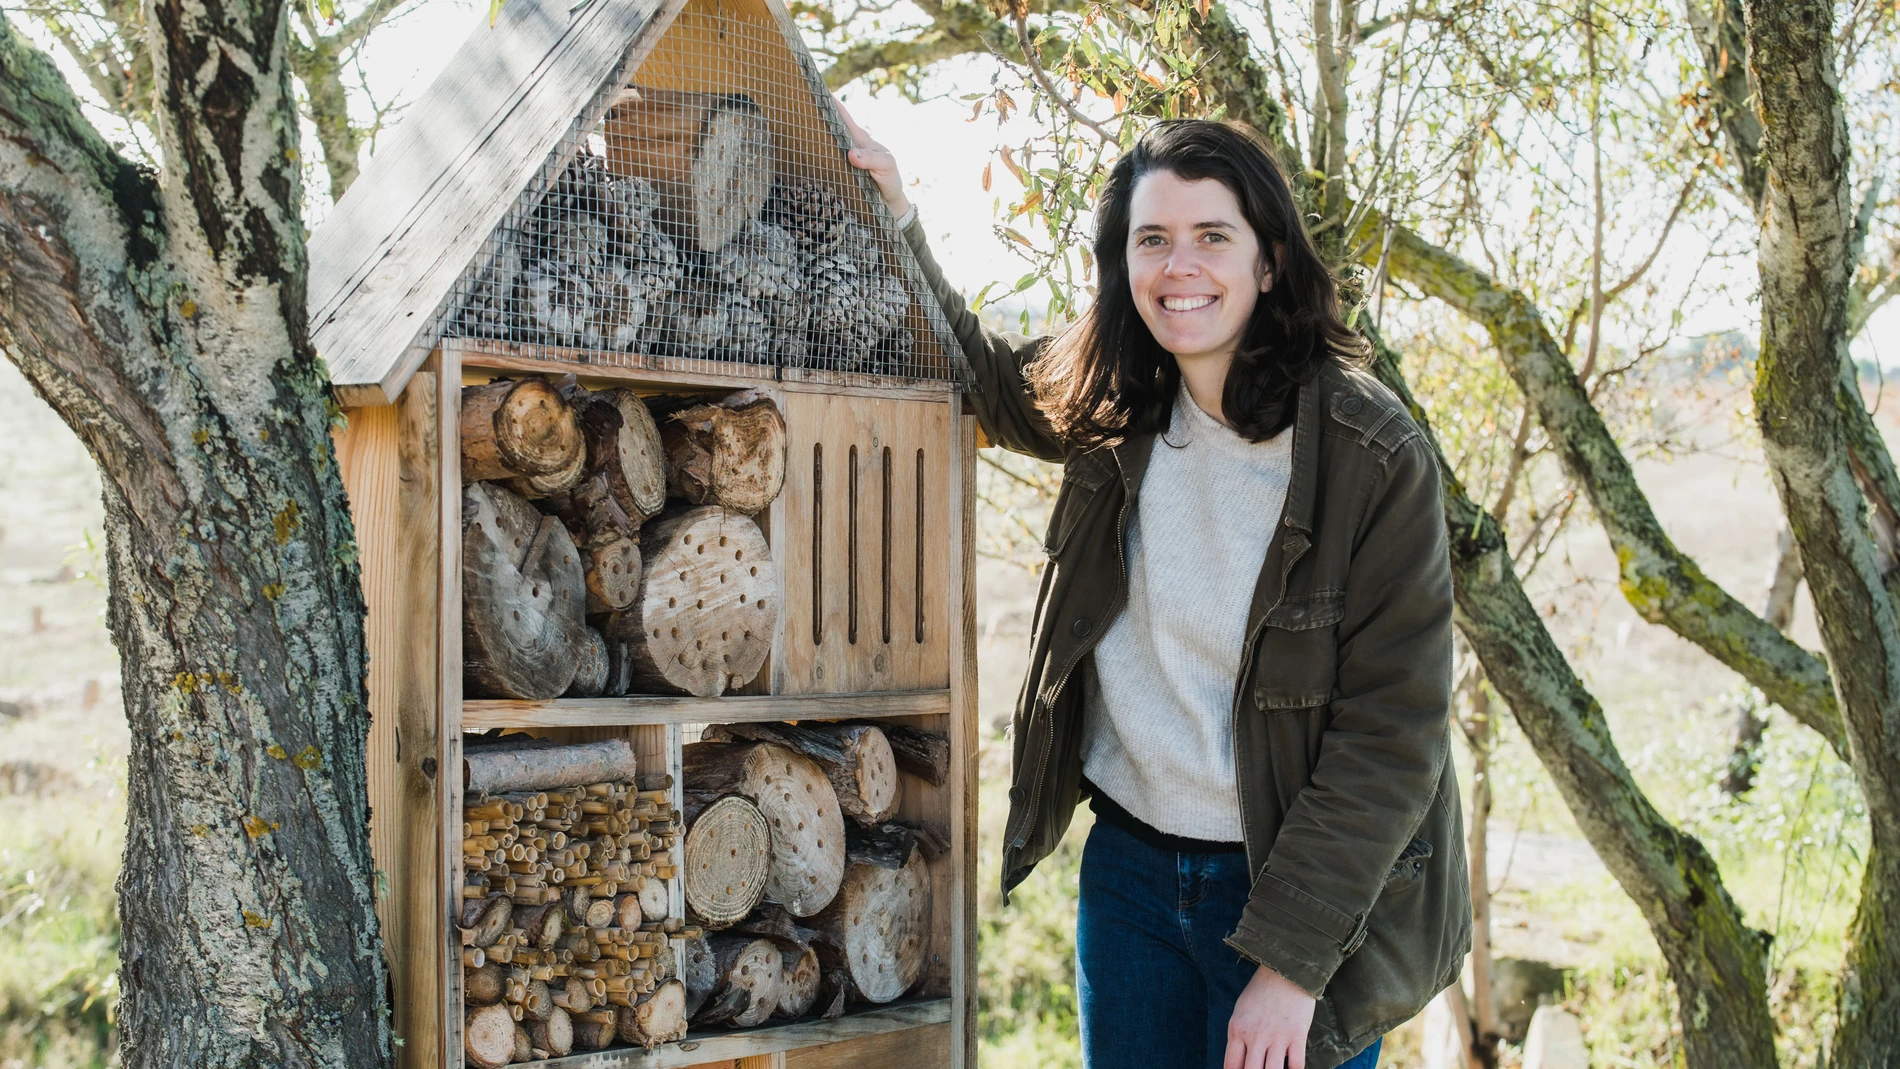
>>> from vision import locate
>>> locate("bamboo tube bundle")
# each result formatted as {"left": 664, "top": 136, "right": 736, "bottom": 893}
{"left": 458, "top": 752, "right": 691, "bottom": 1064}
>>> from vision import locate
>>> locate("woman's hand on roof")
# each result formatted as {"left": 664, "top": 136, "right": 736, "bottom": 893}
{"left": 834, "top": 97, "right": 912, "bottom": 220}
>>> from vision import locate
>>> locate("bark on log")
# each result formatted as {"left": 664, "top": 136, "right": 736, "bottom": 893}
{"left": 683, "top": 741, "right": 846, "bottom": 916}
{"left": 881, "top": 722, "right": 950, "bottom": 787}
{"left": 605, "top": 89, "right": 775, "bottom": 254}
{"left": 656, "top": 393, "right": 787, "bottom": 516}
{"left": 523, "top": 979, "right": 554, "bottom": 1021}
{"left": 529, "top": 1006, "right": 574, "bottom": 1058}
{"left": 462, "top": 378, "right": 584, "bottom": 482}
{"left": 462, "top": 481, "right": 587, "bottom": 700}
{"left": 617, "top": 979, "right": 689, "bottom": 1048}
{"left": 516, "top": 902, "right": 567, "bottom": 950}
{"left": 571, "top": 1008, "right": 619, "bottom": 1051}
{"left": 680, "top": 933, "right": 717, "bottom": 1019}
{"left": 603, "top": 507, "right": 776, "bottom": 697}
{"left": 501, "top": 442, "right": 588, "bottom": 500}
{"left": 464, "top": 895, "right": 514, "bottom": 948}
{"left": 463, "top": 738, "right": 638, "bottom": 794}
{"left": 465, "top": 962, "right": 506, "bottom": 1005}
{"left": 699, "top": 721, "right": 899, "bottom": 825}
{"left": 564, "top": 625, "right": 611, "bottom": 698}
{"left": 682, "top": 793, "right": 771, "bottom": 927}
{"left": 776, "top": 943, "right": 821, "bottom": 1019}
{"left": 846, "top": 821, "right": 950, "bottom": 869}
{"left": 465, "top": 1002, "right": 517, "bottom": 1069}
{"left": 512, "top": 1025, "right": 533, "bottom": 1064}
{"left": 696, "top": 934, "right": 783, "bottom": 1028}
{"left": 811, "top": 847, "right": 931, "bottom": 1004}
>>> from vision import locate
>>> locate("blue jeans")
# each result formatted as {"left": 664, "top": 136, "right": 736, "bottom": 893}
{"left": 1077, "top": 818, "right": 1383, "bottom": 1069}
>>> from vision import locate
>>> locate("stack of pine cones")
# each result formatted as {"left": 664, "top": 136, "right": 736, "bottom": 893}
{"left": 766, "top": 179, "right": 914, "bottom": 374}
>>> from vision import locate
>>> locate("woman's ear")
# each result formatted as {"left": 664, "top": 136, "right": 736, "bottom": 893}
{"left": 1259, "top": 240, "right": 1288, "bottom": 293}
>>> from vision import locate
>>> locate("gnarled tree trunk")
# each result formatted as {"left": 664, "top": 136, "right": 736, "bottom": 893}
{"left": 0, "top": 11, "right": 389, "bottom": 1069}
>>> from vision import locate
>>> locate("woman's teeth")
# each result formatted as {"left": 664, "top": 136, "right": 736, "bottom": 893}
{"left": 1160, "top": 295, "right": 1216, "bottom": 311}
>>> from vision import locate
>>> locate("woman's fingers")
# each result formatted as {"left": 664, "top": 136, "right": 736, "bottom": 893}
{"left": 1223, "top": 1035, "right": 1246, "bottom": 1069}
{"left": 832, "top": 95, "right": 910, "bottom": 217}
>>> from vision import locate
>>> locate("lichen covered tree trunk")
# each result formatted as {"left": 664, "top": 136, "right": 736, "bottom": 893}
{"left": 0, "top": 4, "right": 389, "bottom": 1067}
{"left": 1744, "top": 1, "right": 1900, "bottom": 1061}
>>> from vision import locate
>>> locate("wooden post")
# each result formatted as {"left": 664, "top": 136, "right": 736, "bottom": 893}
{"left": 949, "top": 408, "right": 977, "bottom": 1067}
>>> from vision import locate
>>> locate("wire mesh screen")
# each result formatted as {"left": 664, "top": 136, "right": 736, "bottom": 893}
{"left": 437, "top": 0, "right": 965, "bottom": 387}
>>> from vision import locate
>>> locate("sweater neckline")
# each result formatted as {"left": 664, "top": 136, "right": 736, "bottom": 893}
{"left": 1170, "top": 381, "right": 1290, "bottom": 460}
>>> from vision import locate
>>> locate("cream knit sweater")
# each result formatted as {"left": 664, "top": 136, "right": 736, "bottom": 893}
{"left": 1080, "top": 382, "right": 1293, "bottom": 842}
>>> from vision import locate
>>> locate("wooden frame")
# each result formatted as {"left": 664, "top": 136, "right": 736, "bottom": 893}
{"left": 338, "top": 345, "right": 978, "bottom": 1069}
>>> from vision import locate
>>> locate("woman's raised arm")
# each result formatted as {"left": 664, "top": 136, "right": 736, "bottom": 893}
{"left": 838, "top": 104, "right": 1066, "bottom": 463}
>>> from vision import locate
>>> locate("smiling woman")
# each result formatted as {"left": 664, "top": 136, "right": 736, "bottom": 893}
{"left": 844, "top": 113, "right": 1466, "bottom": 1069}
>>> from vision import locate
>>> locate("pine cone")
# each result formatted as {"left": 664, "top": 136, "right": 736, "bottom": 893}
{"left": 766, "top": 179, "right": 858, "bottom": 254}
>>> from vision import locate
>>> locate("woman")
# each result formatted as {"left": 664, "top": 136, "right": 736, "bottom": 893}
{"left": 843, "top": 114, "right": 1470, "bottom": 1069}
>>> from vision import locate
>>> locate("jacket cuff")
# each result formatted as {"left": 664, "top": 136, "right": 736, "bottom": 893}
{"left": 1224, "top": 869, "right": 1366, "bottom": 996}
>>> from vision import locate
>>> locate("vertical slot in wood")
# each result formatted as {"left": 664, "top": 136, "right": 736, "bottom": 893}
{"left": 916, "top": 447, "right": 927, "bottom": 644}
{"left": 848, "top": 444, "right": 860, "bottom": 645}
{"left": 812, "top": 443, "right": 824, "bottom": 646}
{"left": 882, "top": 445, "right": 893, "bottom": 646}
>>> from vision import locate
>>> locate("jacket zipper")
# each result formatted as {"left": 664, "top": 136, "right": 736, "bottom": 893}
{"left": 1010, "top": 488, "right": 1133, "bottom": 851}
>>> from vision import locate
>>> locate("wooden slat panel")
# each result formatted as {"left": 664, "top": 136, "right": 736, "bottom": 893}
{"left": 462, "top": 689, "right": 949, "bottom": 729}
{"left": 781, "top": 1022, "right": 951, "bottom": 1069}
{"left": 310, "top": 0, "right": 673, "bottom": 402}
{"left": 433, "top": 352, "right": 469, "bottom": 1067}
{"left": 333, "top": 406, "right": 400, "bottom": 940}
{"left": 509, "top": 1000, "right": 950, "bottom": 1068}
{"left": 949, "top": 414, "right": 978, "bottom": 1066}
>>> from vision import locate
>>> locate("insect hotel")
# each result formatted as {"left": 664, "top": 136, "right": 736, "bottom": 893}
{"left": 311, "top": 0, "right": 977, "bottom": 1065}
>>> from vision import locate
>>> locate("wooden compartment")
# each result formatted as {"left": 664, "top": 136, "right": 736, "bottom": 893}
{"left": 334, "top": 351, "right": 976, "bottom": 1069}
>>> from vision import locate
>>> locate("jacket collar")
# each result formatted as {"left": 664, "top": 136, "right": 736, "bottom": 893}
{"left": 1104, "top": 374, "right": 1321, "bottom": 533}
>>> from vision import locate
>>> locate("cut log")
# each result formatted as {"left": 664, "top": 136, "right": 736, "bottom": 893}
{"left": 529, "top": 1006, "right": 574, "bottom": 1058}
{"left": 571, "top": 1009, "right": 619, "bottom": 1050}
{"left": 554, "top": 976, "right": 594, "bottom": 1015}
{"left": 463, "top": 738, "right": 638, "bottom": 794}
{"left": 699, "top": 722, "right": 899, "bottom": 826}
{"left": 462, "top": 481, "right": 587, "bottom": 700}
{"left": 464, "top": 1002, "right": 516, "bottom": 1069}
{"left": 511, "top": 1025, "right": 532, "bottom": 1064}
{"left": 881, "top": 723, "right": 950, "bottom": 786}
{"left": 657, "top": 393, "right": 787, "bottom": 515}
{"left": 605, "top": 89, "right": 775, "bottom": 254}
{"left": 637, "top": 871, "right": 670, "bottom": 923}
{"left": 682, "top": 794, "right": 770, "bottom": 927}
{"left": 516, "top": 902, "right": 567, "bottom": 950}
{"left": 683, "top": 741, "right": 845, "bottom": 916}
{"left": 603, "top": 507, "right": 776, "bottom": 697}
{"left": 696, "top": 934, "right": 783, "bottom": 1028}
{"left": 583, "top": 898, "right": 615, "bottom": 930}
{"left": 523, "top": 979, "right": 553, "bottom": 1021}
{"left": 846, "top": 821, "right": 949, "bottom": 870}
{"left": 576, "top": 389, "right": 667, "bottom": 526}
{"left": 617, "top": 979, "right": 689, "bottom": 1048}
{"left": 465, "top": 961, "right": 506, "bottom": 1005}
{"left": 462, "top": 378, "right": 584, "bottom": 481}
{"left": 563, "top": 625, "right": 611, "bottom": 698}
{"left": 776, "top": 943, "right": 821, "bottom": 1019}
{"left": 816, "top": 968, "right": 850, "bottom": 1019}
{"left": 811, "top": 847, "right": 931, "bottom": 1004}
{"left": 501, "top": 442, "right": 587, "bottom": 500}
{"left": 680, "top": 933, "right": 717, "bottom": 1018}
{"left": 581, "top": 531, "right": 642, "bottom": 614}
{"left": 465, "top": 895, "right": 513, "bottom": 948}
{"left": 612, "top": 892, "right": 643, "bottom": 930}
{"left": 600, "top": 629, "right": 635, "bottom": 697}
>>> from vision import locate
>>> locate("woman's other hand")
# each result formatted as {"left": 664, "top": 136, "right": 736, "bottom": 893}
{"left": 1224, "top": 965, "right": 1317, "bottom": 1069}
{"left": 835, "top": 97, "right": 911, "bottom": 220}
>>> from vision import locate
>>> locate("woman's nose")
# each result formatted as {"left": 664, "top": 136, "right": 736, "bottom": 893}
{"left": 1163, "top": 251, "right": 1200, "bottom": 277}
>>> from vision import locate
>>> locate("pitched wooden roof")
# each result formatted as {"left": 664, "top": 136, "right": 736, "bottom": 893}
{"left": 309, "top": 0, "right": 667, "bottom": 407}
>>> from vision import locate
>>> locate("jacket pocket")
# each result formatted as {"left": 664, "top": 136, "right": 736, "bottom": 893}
{"left": 1253, "top": 590, "right": 1345, "bottom": 710}
{"left": 1042, "top": 454, "right": 1111, "bottom": 558}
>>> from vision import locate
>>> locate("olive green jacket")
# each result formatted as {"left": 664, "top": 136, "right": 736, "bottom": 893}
{"left": 904, "top": 218, "right": 1470, "bottom": 1067}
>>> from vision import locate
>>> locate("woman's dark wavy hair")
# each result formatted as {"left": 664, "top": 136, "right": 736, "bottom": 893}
{"left": 1029, "top": 119, "right": 1364, "bottom": 445}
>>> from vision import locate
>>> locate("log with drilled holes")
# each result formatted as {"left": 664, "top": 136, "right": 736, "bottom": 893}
{"left": 679, "top": 932, "right": 717, "bottom": 1019}
{"left": 580, "top": 531, "right": 642, "bottom": 615}
{"left": 693, "top": 934, "right": 784, "bottom": 1029}
{"left": 617, "top": 978, "right": 689, "bottom": 1049}
{"left": 681, "top": 793, "right": 771, "bottom": 927}
{"left": 698, "top": 721, "right": 900, "bottom": 826}
{"left": 810, "top": 842, "right": 932, "bottom": 1004}
{"left": 462, "top": 378, "right": 585, "bottom": 483}
{"left": 604, "top": 89, "right": 775, "bottom": 255}
{"left": 563, "top": 626, "right": 612, "bottom": 699}
{"left": 775, "top": 942, "right": 821, "bottom": 1019}
{"left": 683, "top": 741, "right": 845, "bottom": 916}
{"left": 462, "top": 481, "right": 588, "bottom": 700}
{"left": 655, "top": 392, "right": 787, "bottom": 516}
{"left": 603, "top": 507, "right": 776, "bottom": 697}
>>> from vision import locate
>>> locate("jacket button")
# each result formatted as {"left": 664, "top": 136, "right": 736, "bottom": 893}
{"left": 1340, "top": 396, "right": 1364, "bottom": 415}
{"left": 1072, "top": 617, "right": 1093, "bottom": 637}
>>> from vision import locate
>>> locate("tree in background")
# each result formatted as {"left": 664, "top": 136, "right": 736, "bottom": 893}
{"left": 0, "top": 2, "right": 388, "bottom": 1067}
{"left": 807, "top": 0, "right": 1898, "bottom": 1064}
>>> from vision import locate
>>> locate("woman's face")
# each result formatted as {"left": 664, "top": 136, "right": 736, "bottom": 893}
{"left": 1125, "top": 169, "right": 1273, "bottom": 368}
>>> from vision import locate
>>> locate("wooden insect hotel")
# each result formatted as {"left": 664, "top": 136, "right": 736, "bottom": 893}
{"left": 311, "top": 0, "right": 977, "bottom": 1065}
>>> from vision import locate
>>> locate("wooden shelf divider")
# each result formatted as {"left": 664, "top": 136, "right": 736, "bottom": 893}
{"left": 462, "top": 689, "right": 951, "bottom": 729}
{"left": 511, "top": 998, "right": 951, "bottom": 1069}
